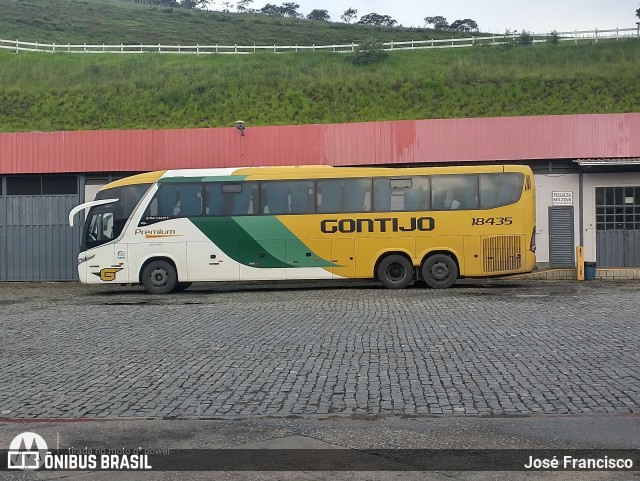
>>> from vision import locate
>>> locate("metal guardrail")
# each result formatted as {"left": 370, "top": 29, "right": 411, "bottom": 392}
{"left": 1, "top": 27, "right": 638, "bottom": 54}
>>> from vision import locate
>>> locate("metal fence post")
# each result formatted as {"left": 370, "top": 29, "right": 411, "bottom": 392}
{"left": 15, "top": 39, "right": 19, "bottom": 54}
{"left": 52, "top": 42, "right": 55, "bottom": 53}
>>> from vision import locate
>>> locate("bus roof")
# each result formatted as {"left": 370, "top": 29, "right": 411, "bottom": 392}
{"left": 100, "top": 165, "right": 532, "bottom": 190}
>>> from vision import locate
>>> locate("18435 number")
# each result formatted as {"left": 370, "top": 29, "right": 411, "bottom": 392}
{"left": 471, "top": 217, "right": 513, "bottom": 226}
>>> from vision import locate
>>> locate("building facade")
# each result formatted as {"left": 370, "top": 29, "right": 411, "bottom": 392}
{"left": 1, "top": 112, "right": 639, "bottom": 280}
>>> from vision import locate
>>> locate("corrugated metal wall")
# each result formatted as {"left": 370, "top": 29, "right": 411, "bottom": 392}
{"left": 0, "top": 195, "right": 81, "bottom": 280}
{"left": 1, "top": 113, "right": 640, "bottom": 174}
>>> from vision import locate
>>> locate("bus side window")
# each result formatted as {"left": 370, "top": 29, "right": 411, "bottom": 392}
{"left": 432, "top": 175, "right": 478, "bottom": 210}
{"left": 373, "top": 177, "right": 428, "bottom": 212}
{"left": 156, "top": 185, "right": 179, "bottom": 217}
{"left": 479, "top": 173, "right": 524, "bottom": 208}
{"left": 177, "top": 185, "right": 203, "bottom": 216}
{"left": 206, "top": 183, "right": 224, "bottom": 216}
{"left": 288, "top": 181, "right": 315, "bottom": 214}
{"left": 373, "top": 179, "right": 391, "bottom": 211}
{"left": 344, "top": 179, "right": 371, "bottom": 212}
{"left": 317, "top": 180, "right": 342, "bottom": 213}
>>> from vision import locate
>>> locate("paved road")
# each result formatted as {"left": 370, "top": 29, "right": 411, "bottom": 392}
{"left": 0, "top": 279, "right": 638, "bottom": 419}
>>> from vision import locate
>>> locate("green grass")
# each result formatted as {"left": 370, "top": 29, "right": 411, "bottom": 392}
{"left": 0, "top": 0, "right": 470, "bottom": 46}
{"left": 0, "top": 0, "right": 639, "bottom": 133}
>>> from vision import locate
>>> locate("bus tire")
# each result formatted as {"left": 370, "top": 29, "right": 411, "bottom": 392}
{"left": 377, "top": 255, "right": 414, "bottom": 289}
{"left": 422, "top": 254, "right": 458, "bottom": 289}
{"left": 142, "top": 260, "right": 177, "bottom": 294}
{"left": 174, "top": 282, "right": 192, "bottom": 292}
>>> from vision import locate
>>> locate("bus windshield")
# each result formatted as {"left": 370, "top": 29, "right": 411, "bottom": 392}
{"left": 83, "top": 184, "right": 151, "bottom": 250}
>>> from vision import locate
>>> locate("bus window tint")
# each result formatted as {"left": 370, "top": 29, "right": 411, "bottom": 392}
{"left": 176, "top": 184, "right": 203, "bottom": 216}
{"left": 317, "top": 179, "right": 371, "bottom": 213}
{"left": 206, "top": 182, "right": 258, "bottom": 215}
{"left": 432, "top": 175, "right": 478, "bottom": 210}
{"left": 374, "top": 177, "right": 429, "bottom": 211}
{"left": 479, "top": 173, "right": 524, "bottom": 208}
{"left": 262, "top": 181, "right": 315, "bottom": 215}
{"left": 144, "top": 184, "right": 201, "bottom": 218}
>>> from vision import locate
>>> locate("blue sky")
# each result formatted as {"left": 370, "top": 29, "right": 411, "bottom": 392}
{"left": 285, "top": 0, "right": 638, "bottom": 33}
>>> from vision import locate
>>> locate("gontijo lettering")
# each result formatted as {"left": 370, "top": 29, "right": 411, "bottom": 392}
{"left": 320, "top": 217, "right": 435, "bottom": 233}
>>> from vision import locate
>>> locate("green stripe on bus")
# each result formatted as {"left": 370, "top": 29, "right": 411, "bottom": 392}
{"left": 234, "top": 217, "right": 335, "bottom": 268}
{"left": 189, "top": 216, "right": 335, "bottom": 269}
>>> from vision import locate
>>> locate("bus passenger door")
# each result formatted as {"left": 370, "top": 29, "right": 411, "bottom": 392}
{"left": 331, "top": 238, "right": 355, "bottom": 279}
{"left": 286, "top": 239, "right": 333, "bottom": 280}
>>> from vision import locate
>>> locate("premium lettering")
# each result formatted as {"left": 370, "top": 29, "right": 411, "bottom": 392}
{"left": 320, "top": 217, "right": 435, "bottom": 234}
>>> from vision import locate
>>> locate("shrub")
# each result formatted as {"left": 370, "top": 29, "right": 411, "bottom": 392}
{"left": 346, "top": 41, "right": 389, "bottom": 66}
{"left": 518, "top": 30, "right": 533, "bottom": 46}
{"left": 547, "top": 30, "right": 560, "bottom": 45}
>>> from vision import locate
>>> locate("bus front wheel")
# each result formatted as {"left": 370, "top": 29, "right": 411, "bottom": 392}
{"left": 142, "top": 260, "right": 177, "bottom": 294}
{"left": 377, "top": 255, "right": 414, "bottom": 289}
{"left": 422, "top": 254, "right": 458, "bottom": 289}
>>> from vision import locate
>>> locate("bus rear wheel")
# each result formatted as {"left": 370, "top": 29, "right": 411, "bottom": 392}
{"left": 377, "top": 255, "right": 414, "bottom": 289}
{"left": 142, "top": 260, "right": 177, "bottom": 294}
{"left": 422, "top": 254, "right": 458, "bottom": 289}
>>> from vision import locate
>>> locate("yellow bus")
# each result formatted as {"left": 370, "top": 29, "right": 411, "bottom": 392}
{"left": 69, "top": 164, "right": 536, "bottom": 293}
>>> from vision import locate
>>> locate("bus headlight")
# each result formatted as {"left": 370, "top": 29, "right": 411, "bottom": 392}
{"left": 78, "top": 254, "right": 95, "bottom": 265}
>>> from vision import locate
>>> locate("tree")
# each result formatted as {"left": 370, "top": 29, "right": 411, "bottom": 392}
{"left": 424, "top": 15, "right": 449, "bottom": 30}
{"left": 236, "top": 0, "right": 253, "bottom": 12}
{"left": 357, "top": 13, "right": 397, "bottom": 27}
{"left": 260, "top": 3, "right": 283, "bottom": 15}
{"left": 307, "top": 9, "right": 330, "bottom": 21}
{"left": 180, "top": 0, "right": 208, "bottom": 8}
{"left": 449, "top": 18, "right": 479, "bottom": 32}
{"left": 341, "top": 7, "right": 357, "bottom": 23}
{"left": 279, "top": 2, "right": 302, "bottom": 17}
{"left": 636, "top": 5, "right": 640, "bottom": 21}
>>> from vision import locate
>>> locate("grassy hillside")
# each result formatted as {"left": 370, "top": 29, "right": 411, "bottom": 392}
{"left": 1, "top": 40, "right": 639, "bottom": 133}
{"left": 0, "top": 0, "right": 467, "bottom": 46}
{"left": 0, "top": 0, "right": 639, "bottom": 133}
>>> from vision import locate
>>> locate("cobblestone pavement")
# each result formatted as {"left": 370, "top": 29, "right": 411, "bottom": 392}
{"left": 0, "top": 280, "right": 638, "bottom": 419}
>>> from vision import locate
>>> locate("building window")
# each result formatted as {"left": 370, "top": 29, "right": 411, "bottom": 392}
{"left": 6, "top": 175, "right": 77, "bottom": 195}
